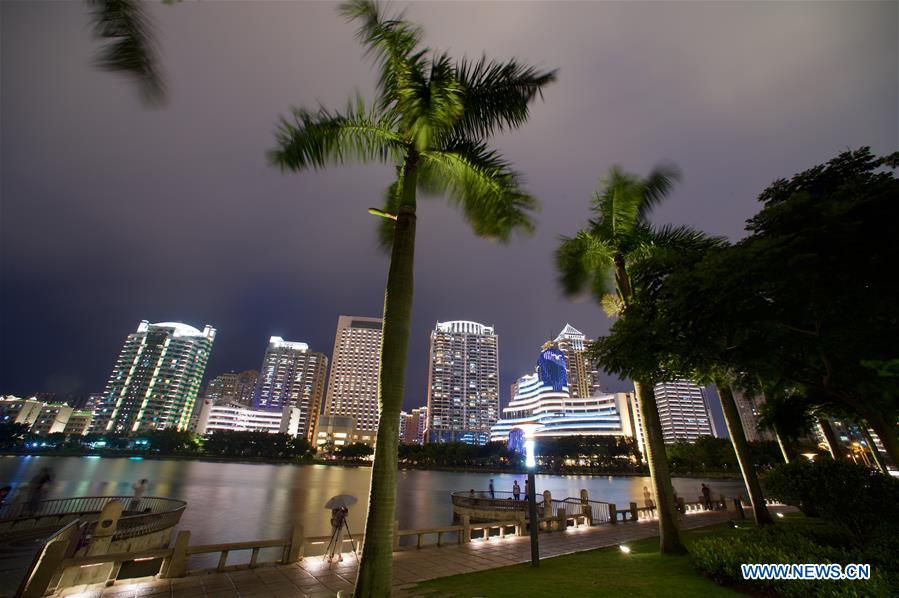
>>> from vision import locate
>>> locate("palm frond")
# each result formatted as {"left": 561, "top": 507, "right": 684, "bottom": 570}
{"left": 637, "top": 164, "right": 681, "bottom": 221}
{"left": 647, "top": 224, "right": 727, "bottom": 254}
{"left": 338, "top": 0, "right": 426, "bottom": 106}
{"left": 419, "top": 139, "right": 537, "bottom": 241}
{"left": 269, "top": 97, "right": 405, "bottom": 171}
{"left": 453, "top": 56, "right": 557, "bottom": 138}
{"left": 90, "top": 0, "right": 164, "bottom": 104}
{"left": 592, "top": 165, "right": 681, "bottom": 241}
{"left": 554, "top": 231, "right": 615, "bottom": 298}
{"left": 398, "top": 52, "right": 464, "bottom": 150}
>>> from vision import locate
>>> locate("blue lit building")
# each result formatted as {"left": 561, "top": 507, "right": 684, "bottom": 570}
{"left": 490, "top": 346, "right": 638, "bottom": 443}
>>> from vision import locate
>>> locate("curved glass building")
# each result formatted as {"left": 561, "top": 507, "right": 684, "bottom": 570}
{"left": 490, "top": 346, "right": 636, "bottom": 442}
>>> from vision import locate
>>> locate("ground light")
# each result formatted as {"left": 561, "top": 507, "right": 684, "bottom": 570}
{"left": 776, "top": 512, "right": 785, "bottom": 518}
{"left": 619, "top": 545, "right": 631, "bottom": 554}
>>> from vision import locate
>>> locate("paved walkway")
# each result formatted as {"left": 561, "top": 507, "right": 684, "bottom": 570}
{"left": 56, "top": 507, "right": 792, "bottom": 598}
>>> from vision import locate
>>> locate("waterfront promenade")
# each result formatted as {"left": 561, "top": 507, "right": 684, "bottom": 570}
{"left": 53, "top": 506, "right": 794, "bottom": 597}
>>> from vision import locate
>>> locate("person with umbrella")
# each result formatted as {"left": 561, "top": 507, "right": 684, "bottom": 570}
{"left": 324, "top": 494, "right": 357, "bottom": 563}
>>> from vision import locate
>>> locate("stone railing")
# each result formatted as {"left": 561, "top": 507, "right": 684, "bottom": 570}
{"left": 0, "top": 495, "right": 186, "bottom": 542}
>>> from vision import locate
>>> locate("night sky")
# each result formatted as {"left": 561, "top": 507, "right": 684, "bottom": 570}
{"left": 2, "top": 2, "right": 896, "bottom": 432}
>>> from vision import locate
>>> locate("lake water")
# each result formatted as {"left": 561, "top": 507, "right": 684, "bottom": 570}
{"left": 0, "top": 455, "right": 745, "bottom": 549}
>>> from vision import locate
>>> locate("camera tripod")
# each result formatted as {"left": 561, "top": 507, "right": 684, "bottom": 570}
{"left": 324, "top": 518, "right": 357, "bottom": 563}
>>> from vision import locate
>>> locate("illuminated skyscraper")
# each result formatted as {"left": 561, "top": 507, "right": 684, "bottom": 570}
{"left": 732, "top": 388, "right": 774, "bottom": 442}
{"left": 252, "top": 336, "right": 327, "bottom": 441}
{"left": 653, "top": 380, "right": 715, "bottom": 443}
{"left": 204, "top": 369, "right": 258, "bottom": 406}
{"left": 322, "top": 316, "right": 383, "bottom": 435}
{"left": 94, "top": 321, "right": 215, "bottom": 433}
{"left": 426, "top": 321, "right": 499, "bottom": 444}
{"left": 551, "top": 324, "right": 599, "bottom": 398}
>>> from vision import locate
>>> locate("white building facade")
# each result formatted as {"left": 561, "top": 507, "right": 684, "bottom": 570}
{"left": 653, "top": 380, "right": 715, "bottom": 443}
{"left": 322, "top": 316, "right": 383, "bottom": 434}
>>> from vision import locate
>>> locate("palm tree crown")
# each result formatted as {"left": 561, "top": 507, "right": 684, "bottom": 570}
{"left": 270, "top": 0, "right": 555, "bottom": 240}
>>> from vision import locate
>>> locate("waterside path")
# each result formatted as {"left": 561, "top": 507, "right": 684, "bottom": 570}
{"left": 53, "top": 505, "right": 795, "bottom": 597}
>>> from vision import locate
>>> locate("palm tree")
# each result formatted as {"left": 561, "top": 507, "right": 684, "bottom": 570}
{"left": 90, "top": 0, "right": 165, "bottom": 104}
{"left": 268, "top": 1, "right": 555, "bottom": 594}
{"left": 555, "top": 166, "right": 686, "bottom": 554}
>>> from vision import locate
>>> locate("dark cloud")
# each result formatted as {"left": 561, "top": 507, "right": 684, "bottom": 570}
{"left": 2, "top": 1, "right": 896, "bottom": 436}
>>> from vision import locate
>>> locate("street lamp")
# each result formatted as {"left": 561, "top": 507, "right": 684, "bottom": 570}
{"left": 518, "top": 425, "right": 541, "bottom": 568}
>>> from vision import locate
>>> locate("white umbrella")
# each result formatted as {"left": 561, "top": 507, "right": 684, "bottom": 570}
{"left": 324, "top": 494, "right": 358, "bottom": 510}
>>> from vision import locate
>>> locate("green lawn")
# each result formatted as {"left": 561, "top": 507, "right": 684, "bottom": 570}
{"left": 410, "top": 525, "right": 740, "bottom": 597}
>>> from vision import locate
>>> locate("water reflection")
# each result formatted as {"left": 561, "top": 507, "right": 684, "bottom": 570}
{"left": 0, "top": 455, "right": 745, "bottom": 545}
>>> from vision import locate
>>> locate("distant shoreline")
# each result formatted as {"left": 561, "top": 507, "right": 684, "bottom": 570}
{"left": 0, "top": 450, "right": 741, "bottom": 479}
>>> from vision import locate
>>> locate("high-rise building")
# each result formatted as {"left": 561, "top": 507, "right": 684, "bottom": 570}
{"left": 551, "top": 324, "right": 595, "bottom": 399}
{"left": 425, "top": 321, "right": 499, "bottom": 444}
{"left": 93, "top": 321, "right": 215, "bottom": 433}
{"left": 732, "top": 389, "right": 774, "bottom": 442}
{"left": 322, "top": 316, "right": 383, "bottom": 434}
{"left": 205, "top": 372, "right": 239, "bottom": 403}
{"left": 410, "top": 406, "right": 427, "bottom": 445}
{"left": 399, "top": 410, "right": 410, "bottom": 443}
{"left": 252, "top": 336, "right": 327, "bottom": 442}
{"left": 202, "top": 370, "right": 258, "bottom": 407}
{"left": 653, "top": 380, "right": 715, "bottom": 443}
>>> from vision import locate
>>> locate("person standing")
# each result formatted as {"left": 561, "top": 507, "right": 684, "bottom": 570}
{"left": 489, "top": 479, "right": 495, "bottom": 499}
{"left": 701, "top": 483, "right": 712, "bottom": 510}
{"left": 130, "top": 479, "right": 148, "bottom": 512}
{"left": 512, "top": 480, "right": 521, "bottom": 501}
{"left": 524, "top": 478, "right": 530, "bottom": 501}
{"left": 643, "top": 485, "right": 654, "bottom": 509}
{"left": 26, "top": 468, "right": 51, "bottom": 514}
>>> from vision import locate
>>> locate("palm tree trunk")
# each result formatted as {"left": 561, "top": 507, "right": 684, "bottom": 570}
{"left": 773, "top": 425, "right": 793, "bottom": 464}
{"left": 717, "top": 383, "right": 774, "bottom": 525}
{"left": 817, "top": 417, "right": 844, "bottom": 461}
{"left": 633, "top": 380, "right": 685, "bottom": 554}
{"left": 354, "top": 155, "right": 418, "bottom": 597}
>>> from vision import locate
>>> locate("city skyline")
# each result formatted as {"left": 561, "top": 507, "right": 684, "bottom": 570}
{"left": 3, "top": 2, "right": 892, "bottom": 425}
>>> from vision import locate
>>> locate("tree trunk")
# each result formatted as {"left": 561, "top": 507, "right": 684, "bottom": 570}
{"left": 773, "top": 425, "right": 793, "bottom": 464}
{"left": 717, "top": 383, "right": 774, "bottom": 525}
{"left": 633, "top": 380, "right": 685, "bottom": 554}
{"left": 354, "top": 156, "right": 418, "bottom": 597}
{"left": 860, "top": 426, "right": 888, "bottom": 473}
{"left": 859, "top": 408, "right": 899, "bottom": 468}
{"left": 817, "top": 417, "right": 844, "bottom": 461}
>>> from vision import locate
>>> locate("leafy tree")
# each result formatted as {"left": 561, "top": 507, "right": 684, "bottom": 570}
{"left": 139, "top": 429, "right": 200, "bottom": 454}
{"left": 555, "top": 165, "right": 704, "bottom": 553}
{"left": 268, "top": 2, "right": 554, "bottom": 592}
{"left": 0, "top": 423, "right": 30, "bottom": 449}
{"left": 337, "top": 442, "right": 374, "bottom": 461}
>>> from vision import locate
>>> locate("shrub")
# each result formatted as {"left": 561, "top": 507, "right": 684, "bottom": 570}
{"left": 692, "top": 520, "right": 894, "bottom": 596}
{"left": 764, "top": 460, "right": 899, "bottom": 540}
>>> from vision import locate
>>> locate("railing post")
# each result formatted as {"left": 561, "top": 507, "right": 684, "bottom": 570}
{"left": 720, "top": 495, "right": 729, "bottom": 512}
{"left": 557, "top": 508, "right": 567, "bottom": 531}
{"left": 87, "top": 500, "right": 123, "bottom": 556}
{"left": 20, "top": 531, "right": 72, "bottom": 598}
{"left": 580, "top": 489, "right": 592, "bottom": 525}
{"left": 516, "top": 512, "right": 526, "bottom": 536}
{"left": 393, "top": 521, "right": 400, "bottom": 551}
{"left": 609, "top": 503, "right": 617, "bottom": 524}
{"left": 629, "top": 502, "right": 638, "bottom": 521}
{"left": 161, "top": 530, "right": 190, "bottom": 578}
{"left": 676, "top": 497, "right": 685, "bottom": 515}
{"left": 284, "top": 523, "right": 304, "bottom": 564}
{"left": 461, "top": 514, "right": 470, "bottom": 544}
